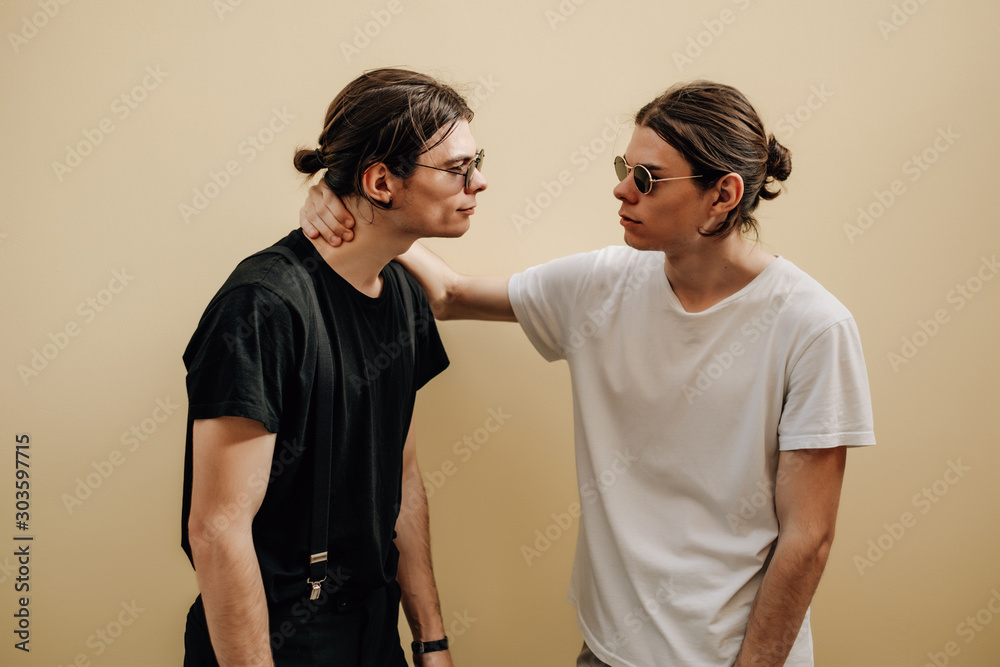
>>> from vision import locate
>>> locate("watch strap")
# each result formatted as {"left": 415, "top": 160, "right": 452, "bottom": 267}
{"left": 411, "top": 636, "right": 449, "bottom": 655}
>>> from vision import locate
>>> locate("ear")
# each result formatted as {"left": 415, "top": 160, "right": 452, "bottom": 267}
{"left": 360, "top": 162, "right": 396, "bottom": 208}
{"left": 709, "top": 172, "right": 744, "bottom": 217}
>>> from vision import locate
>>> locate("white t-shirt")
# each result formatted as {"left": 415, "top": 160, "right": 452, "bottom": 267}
{"left": 508, "top": 246, "right": 875, "bottom": 667}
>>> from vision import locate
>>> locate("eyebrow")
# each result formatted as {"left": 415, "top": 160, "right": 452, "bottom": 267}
{"left": 444, "top": 153, "right": 474, "bottom": 167}
{"left": 623, "top": 154, "right": 666, "bottom": 174}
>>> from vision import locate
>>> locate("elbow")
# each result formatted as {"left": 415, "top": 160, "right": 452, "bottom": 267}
{"left": 803, "top": 526, "right": 836, "bottom": 571}
{"left": 187, "top": 512, "right": 218, "bottom": 567}
{"left": 430, "top": 276, "right": 465, "bottom": 321}
{"left": 429, "top": 296, "right": 455, "bottom": 321}
{"left": 188, "top": 509, "right": 249, "bottom": 567}
{"left": 816, "top": 527, "right": 836, "bottom": 564}
{"left": 778, "top": 523, "right": 837, "bottom": 573}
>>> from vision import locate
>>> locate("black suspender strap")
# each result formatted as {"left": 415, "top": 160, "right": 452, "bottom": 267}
{"left": 257, "top": 246, "right": 334, "bottom": 601}
{"left": 253, "top": 251, "right": 416, "bottom": 602}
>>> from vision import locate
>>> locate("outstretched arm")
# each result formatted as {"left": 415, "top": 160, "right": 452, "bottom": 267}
{"left": 300, "top": 183, "right": 515, "bottom": 322}
{"left": 734, "top": 446, "right": 847, "bottom": 666}
{"left": 397, "top": 242, "right": 514, "bottom": 322}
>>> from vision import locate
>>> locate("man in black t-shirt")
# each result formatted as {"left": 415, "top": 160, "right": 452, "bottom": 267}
{"left": 181, "top": 69, "right": 486, "bottom": 667}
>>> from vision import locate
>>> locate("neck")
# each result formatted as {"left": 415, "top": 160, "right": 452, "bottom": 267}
{"left": 306, "top": 204, "right": 416, "bottom": 298}
{"left": 662, "top": 233, "right": 773, "bottom": 313}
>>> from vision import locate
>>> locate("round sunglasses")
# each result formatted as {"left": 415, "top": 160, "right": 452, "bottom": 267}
{"left": 614, "top": 156, "right": 701, "bottom": 195}
{"left": 414, "top": 149, "right": 485, "bottom": 189}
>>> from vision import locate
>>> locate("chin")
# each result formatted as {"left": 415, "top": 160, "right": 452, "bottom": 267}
{"left": 623, "top": 230, "right": 651, "bottom": 251}
{"left": 622, "top": 228, "right": 667, "bottom": 253}
{"left": 438, "top": 218, "right": 472, "bottom": 238}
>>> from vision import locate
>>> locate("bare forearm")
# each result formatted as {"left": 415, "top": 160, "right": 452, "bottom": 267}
{"left": 398, "top": 242, "right": 515, "bottom": 322}
{"left": 395, "top": 468, "right": 445, "bottom": 641}
{"left": 734, "top": 538, "right": 832, "bottom": 667}
{"left": 193, "top": 534, "right": 273, "bottom": 666}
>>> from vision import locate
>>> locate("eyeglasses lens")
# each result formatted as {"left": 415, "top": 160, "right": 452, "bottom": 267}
{"left": 615, "top": 157, "right": 653, "bottom": 194}
{"left": 614, "top": 156, "right": 628, "bottom": 183}
{"left": 466, "top": 150, "right": 485, "bottom": 189}
{"left": 633, "top": 165, "right": 653, "bottom": 194}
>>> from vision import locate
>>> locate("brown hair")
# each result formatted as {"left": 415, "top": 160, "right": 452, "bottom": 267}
{"left": 634, "top": 80, "right": 791, "bottom": 238}
{"left": 293, "top": 68, "right": 473, "bottom": 211}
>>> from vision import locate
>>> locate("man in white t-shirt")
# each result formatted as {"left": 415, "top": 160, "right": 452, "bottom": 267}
{"left": 301, "top": 80, "right": 875, "bottom": 666}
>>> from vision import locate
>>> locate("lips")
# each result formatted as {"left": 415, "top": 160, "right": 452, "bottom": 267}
{"left": 619, "top": 211, "right": 641, "bottom": 224}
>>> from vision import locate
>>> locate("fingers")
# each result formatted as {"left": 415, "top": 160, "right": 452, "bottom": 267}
{"left": 299, "top": 199, "right": 342, "bottom": 246}
{"left": 298, "top": 204, "right": 320, "bottom": 239}
{"left": 304, "top": 183, "right": 356, "bottom": 247}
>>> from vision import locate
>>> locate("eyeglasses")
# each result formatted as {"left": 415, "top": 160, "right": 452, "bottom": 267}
{"left": 614, "top": 155, "right": 701, "bottom": 195}
{"left": 414, "top": 149, "right": 485, "bottom": 189}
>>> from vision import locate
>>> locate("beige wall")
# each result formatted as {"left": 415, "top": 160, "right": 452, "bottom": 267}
{"left": 2, "top": 1, "right": 998, "bottom": 665}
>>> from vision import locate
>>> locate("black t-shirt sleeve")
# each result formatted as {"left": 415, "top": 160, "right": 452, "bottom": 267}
{"left": 183, "top": 284, "right": 298, "bottom": 434}
{"left": 400, "top": 268, "right": 449, "bottom": 390}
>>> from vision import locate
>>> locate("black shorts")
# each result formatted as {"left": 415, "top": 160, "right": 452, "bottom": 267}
{"left": 184, "top": 581, "right": 407, "bottom": 666}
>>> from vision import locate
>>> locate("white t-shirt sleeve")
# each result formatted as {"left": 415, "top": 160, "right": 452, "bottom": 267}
{"left": 508, "top": 252, "right": 598, "bottom": 362}
{"left": 778, "top": 317, "right": 876, "bottom": 451}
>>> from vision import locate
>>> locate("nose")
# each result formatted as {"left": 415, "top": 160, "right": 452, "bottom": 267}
{"left": 466, "top": 166, "right": 487, "bottom": 193}
{"left": 613, "top": 174, "right": 635, "bottom": 202}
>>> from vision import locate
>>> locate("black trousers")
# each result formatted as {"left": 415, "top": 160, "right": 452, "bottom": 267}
{"left": 184, "top": 581, "right": 407, "bottom": 666}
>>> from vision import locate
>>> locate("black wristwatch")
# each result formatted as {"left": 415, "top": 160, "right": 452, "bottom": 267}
{"left": 411, "top": 636, "right": 449, "bottom": 655}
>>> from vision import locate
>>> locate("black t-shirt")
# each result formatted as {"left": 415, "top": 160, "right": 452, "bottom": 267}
{"left": 181, "top": 229, "right": 449, "bottom": 604}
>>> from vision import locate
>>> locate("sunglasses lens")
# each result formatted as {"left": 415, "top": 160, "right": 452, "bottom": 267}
{"left": 614, "top": 156, "right": 628, "bottom": 182}
{"left": 634, "top": 165, "right": 652, "bottom": 194}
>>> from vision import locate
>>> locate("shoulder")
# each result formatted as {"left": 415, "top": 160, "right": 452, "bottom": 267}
{"left": 514, "top": 245, "right": 660, "bottom": 289}
{"left": 527, "top": 245, "right": 655, "bottom": 272}
{"left": 208, "top": 236, "right": 318, "bottom": 316}
{"left": 387, "top": 259, "right": 424, "bottom": 297}
{"left": 766, "top": 257, "right": 854, "bottom": 329}
{"left": 756, "top": 258, "right": 868, "bottom": 367}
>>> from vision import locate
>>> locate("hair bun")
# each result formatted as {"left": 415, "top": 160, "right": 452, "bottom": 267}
{"left": 293, "top": 147, "right": 326, "bottom": 175}
{"left": 765, "top": 136, "right": 792, "bottom": 182}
